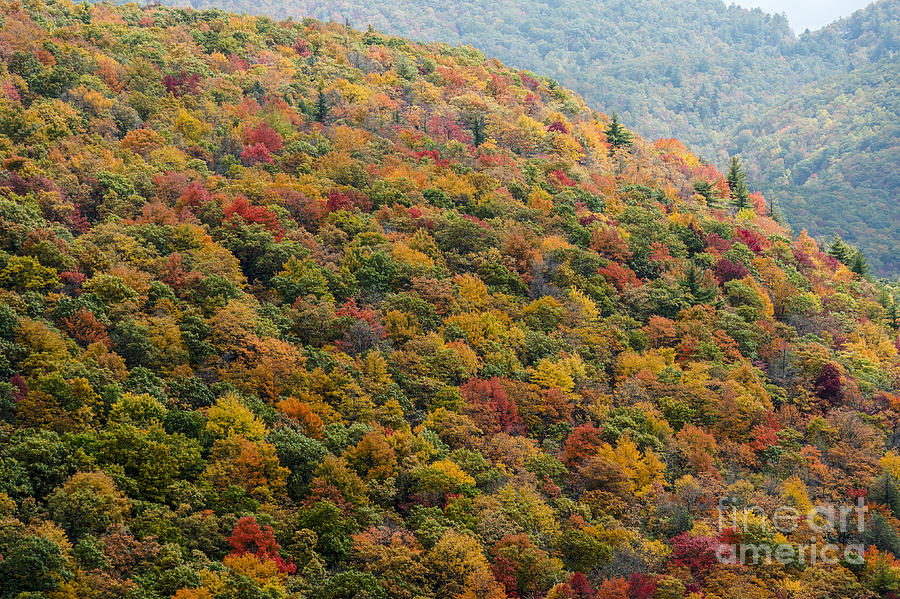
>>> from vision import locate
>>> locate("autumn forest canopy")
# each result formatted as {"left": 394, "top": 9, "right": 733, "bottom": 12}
{"left": 0, "top": 1, "right": 899, "bottom": 599}
{"left": 164, "top": 0, "right": 900, "bottom": 275}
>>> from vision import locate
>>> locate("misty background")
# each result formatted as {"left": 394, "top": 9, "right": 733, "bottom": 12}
{"left": 735, "top": 0, "right": 874, "bottom": 31}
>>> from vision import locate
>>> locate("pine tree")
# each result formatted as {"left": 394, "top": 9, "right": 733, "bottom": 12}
{"left": 850, "top": 251, "right": 869, "bottom": 276}
{"left": 470, "top": 112, "right": 485, "bottom": 147}
{"left": 605, "top": 112, "right": 633, "bottom": 150}
{"left": 865, "top": 512, "right": 900, "bottom": 556}
{"left": 726, "top": 156, "right": 750, "bottom": 209}
{"left": 827, "top": 233, "right": 852, "bottom": 264}
{"left": 870, "top": 471, "right": 900, "bottom": 518}
{"left": 248, "top": 80, "right": 265, "bottom": 104}
{"left": 767, "top": 196, "right": 785, "bottom": 224}
{"left": 680, "top": 263, "right": 715, "bottom": 305}
{"left": 692, "top": 181, "right": 719, "bottom": 207}
{"left": 316, "top": 80, "right": 329, "bottom": 123}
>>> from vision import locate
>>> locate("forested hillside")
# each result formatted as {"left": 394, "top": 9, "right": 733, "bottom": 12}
{"left": 731, "top": 59, "right": 900, "bottom": 275}
{"left": 1, "top": 1, "right": 900, "bottom": 598}
{"left": 157, "top": 0, "right": 900, "bottom": 274}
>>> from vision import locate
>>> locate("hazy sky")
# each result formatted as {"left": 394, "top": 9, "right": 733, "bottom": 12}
{"left": 735, "top": 0, "right": 874, "bottom": 32}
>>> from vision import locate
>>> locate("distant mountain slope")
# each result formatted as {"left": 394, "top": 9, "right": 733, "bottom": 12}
{"left": 732, "top": 59, "right": 900, "bottom": 273}
{"left": 155, "top": 0, "right": 900, "bottom": 274}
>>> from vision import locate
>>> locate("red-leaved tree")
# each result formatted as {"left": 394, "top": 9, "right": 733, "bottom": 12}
{"left": 815, "top": 362, "right": 844, "bottom": 404}
{"left": 245, "top": 122, "right": 283, "bottom": 152}
{"left": 227, "top": 516, "right": 296, "bottom": 574}
{"left": 460, "top": 377, "right": 524, "bottom": 435}
{"left": 560, "top": 423, "right": 604, "bottom": 467}
{"left": 628, "top": 573, "right": 657, "bottom": 599}
{"left": 669, "top": 533, "right": 725, "bottom": 582}
{"left": 598, "top": 262, "right": 642, "bottom": 291}
{"left": 224, "top": 196, "right": 283, "bottom": 238}
{"left": 713, "top": 257, "right": 749, "bottom": 284}
{"left": 240, "top": 142, "right": 274, "bottom": 165}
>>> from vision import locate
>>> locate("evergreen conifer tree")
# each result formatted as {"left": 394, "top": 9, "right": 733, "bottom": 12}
{"left": 316, "top": 80, "right": 329, "bottom": 123}
{"left": 865, "top": 512, "right": 900, "bottom": 556}
{"left": 870, "top": 471, "right": 900, "bottom": 518}
{"left": 680, "top": 263, "right": 716, "bottom": 305}
{"left": 767, "top": 197, "right": 785, "bottom": 224}
{"left": 692, "top": 181, "right": 719, "bottom": 207}
{"left": 605, "top": 112, "right": 633, "bottom": 150}
{"left": 850, "top": 251, "right": 869, "bottom": 276}
{"left": 827, "top": 233, "right": 852, "bottom": 264}
{"left": 726, "top": 156, "right": 750, "bottom": 209}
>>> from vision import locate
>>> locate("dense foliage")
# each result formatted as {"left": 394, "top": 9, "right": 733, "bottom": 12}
{"left": 160, "top": 0, "right": 900, "bottom": 274}
{"left": 730, "top": 58, "right": 900, "bottom": 275}
{"left": 1, "top": 1, "right": 899, "bottom": 598}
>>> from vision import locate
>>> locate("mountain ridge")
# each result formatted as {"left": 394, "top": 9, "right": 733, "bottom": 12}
{"left": 150, "top": 0, "right": 900, "bottom": 273}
